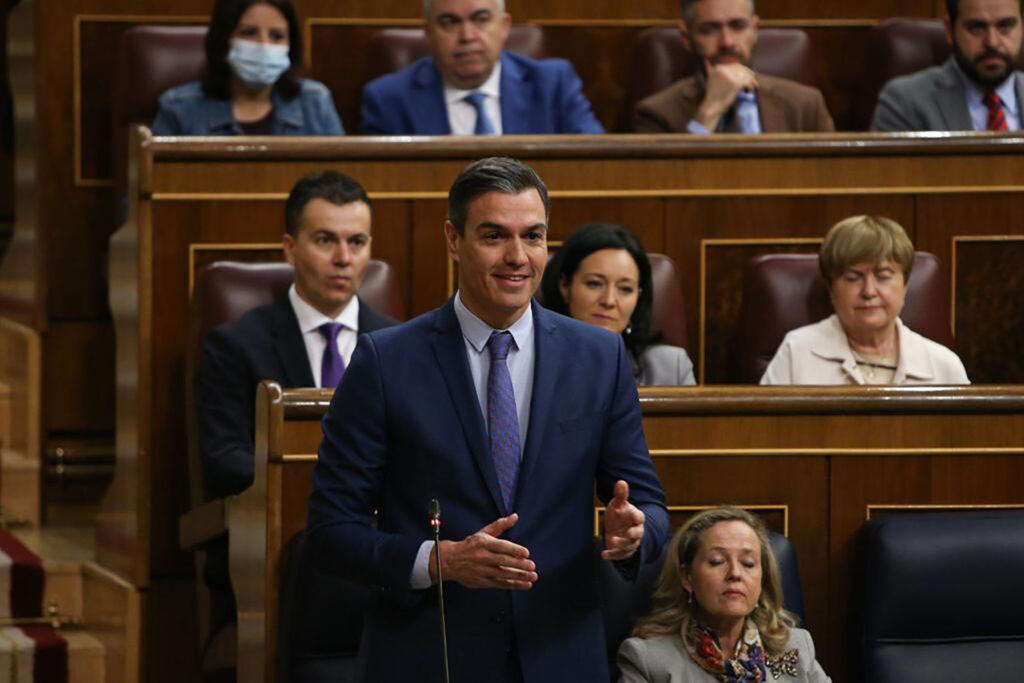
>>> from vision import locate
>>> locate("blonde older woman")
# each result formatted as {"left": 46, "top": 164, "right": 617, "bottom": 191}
{"left": 760, "top": 215, "right": 968, "bottom": 385}
{"left": 617, "top": 507, "right": 830, "bottom": 683}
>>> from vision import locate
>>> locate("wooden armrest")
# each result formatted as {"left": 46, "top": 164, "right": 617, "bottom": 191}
{"left": 179, "top": 498, "right": 228, "bottom": 549}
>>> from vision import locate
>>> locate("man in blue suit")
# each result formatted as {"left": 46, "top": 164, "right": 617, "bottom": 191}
{"left": 307, "top": 157, "right": 668, "bottom": 682}
{"left": 359, "top": 0, "right": 604, "bottom": 135}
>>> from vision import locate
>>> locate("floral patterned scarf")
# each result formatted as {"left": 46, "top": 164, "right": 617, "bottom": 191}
{"left": 686, "top": 620, "right": 767, "bottom": 682}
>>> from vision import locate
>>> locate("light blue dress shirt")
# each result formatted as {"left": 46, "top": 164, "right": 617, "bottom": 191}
{"left": 955, "top": 61, "right": 1020, "bottom": 131}
{"left": 409, "top": 292, "right": 536, "bottom": 588}
{"left": 686, "top": 89, "right": 762, "bottom": 134}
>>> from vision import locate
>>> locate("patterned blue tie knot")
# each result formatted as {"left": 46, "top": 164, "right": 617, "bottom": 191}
{"left": 464, "top": 91, "right": 496, "bottom": 135}
{"left": 488, "top": 330, "right": 515, "bottom": 361}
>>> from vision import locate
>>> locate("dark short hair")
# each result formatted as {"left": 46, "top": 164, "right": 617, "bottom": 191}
{"left": 680, "top": 0, "right": 755, "bottom": 24}
{"left": 447, "top": 157, "right": 550, "bottom": 235}
{"left": 285, "top": 170, "right": 371, "bottom": 237}
{"left": 202, "top": 0, "right": 303, "bottom": 101}
{"left": 539, "top": 222, "right": 658, "bottom": 357}
{"left": 946, "top": 0, "right": 1023, "bottom": 22}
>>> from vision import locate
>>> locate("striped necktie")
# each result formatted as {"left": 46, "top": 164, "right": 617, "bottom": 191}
{"left": 984, "top": 90, "right": 1008, "bottom": 132}
{"left": 464, "top": 91, "right": 496, "bottom": 135}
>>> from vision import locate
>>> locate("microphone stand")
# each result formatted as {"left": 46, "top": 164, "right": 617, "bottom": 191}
{"left": 429, "top": 499, "right": 452, "bottom": 683}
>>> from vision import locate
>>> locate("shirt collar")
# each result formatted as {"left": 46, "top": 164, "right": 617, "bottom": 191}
{"left": 809, "top": 314, "right": 935, "bottom": 382}
{"left": 953, "top": 58, "right": 1019, "bottom": 118}
{"left": 444, "top": 61, "right": 502, "bottom": 107}
{"left": 288, "top": 283, "right": 359, "bottom": 334}
{"left": 453, "top": 290, "right": 532, "bottom": 353}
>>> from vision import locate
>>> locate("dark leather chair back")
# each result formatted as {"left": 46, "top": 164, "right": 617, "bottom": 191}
{"left": 600, "top": 530, "right": 805, "bottom": 680}
{"left": 112, "top": 26, "right": 207, "bottom": 221}
{"left": 861, "top": 511, "right": 1024, "bottom": 682}
{"left": 536, "top": 252, "right": 688, "bottom": 351}
{"left": 362, "top": 25, "right": 546, "bottom": 85}
{"left": 735, "top": 252, "right": 951, "bottom": 383}
{"left": 624, "top": 27, "right": 816, "bottom": 130}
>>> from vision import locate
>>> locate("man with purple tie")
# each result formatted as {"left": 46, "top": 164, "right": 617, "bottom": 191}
{"left": 307, "top": 157, "right": 668, "bottom": 682}
{"left": 197, "top": 170, "right": 396, "bottom": 500}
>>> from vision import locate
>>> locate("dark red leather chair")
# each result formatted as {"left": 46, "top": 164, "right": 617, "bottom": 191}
{"left": 112, "top": 26, "right": 208, "bottom": 220}
{"left": 181, "top": 259, "right": 403, "bottom": 680}
{"left": 623, "top": 27, "right": 816, "bottom": 131}
{"left": 536, "top": 252, "right": 688, "bottom": 351}
{"left": 735, "top": 252, "right": 952, "bottom": 383}
{"left": 362, "top": 25, "right": 546, "bottom": 85}
{"left": 854, "top": 18, "right": 1024, "bottom": 130}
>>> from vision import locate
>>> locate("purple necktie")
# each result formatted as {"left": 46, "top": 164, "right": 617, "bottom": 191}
{"left": 487, "top": 331, "right": 520, "bottom": 510}
{"left": 319, "top": 322, "right": 346, "bottom": 388}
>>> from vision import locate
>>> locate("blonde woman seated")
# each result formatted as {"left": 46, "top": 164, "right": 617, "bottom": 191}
{"left": 618, "top": 507, "right": 830, "bottom": 683}
{"left": 761, "top": 215, "right": 968, "bottom": 385}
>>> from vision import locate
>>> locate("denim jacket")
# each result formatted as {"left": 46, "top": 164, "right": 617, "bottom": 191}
{"left": 152, "top": 78, "right": 344, "bottom": 135}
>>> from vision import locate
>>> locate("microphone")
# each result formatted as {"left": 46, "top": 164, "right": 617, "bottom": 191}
{"left": 429, "top": 499, "right": 451, "bottom": 683}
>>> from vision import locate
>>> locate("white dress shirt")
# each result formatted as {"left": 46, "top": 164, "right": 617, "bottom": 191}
{"left": 288, "top": 284, "right": 359, "bottom": 387}
{"left": 410, "top": 292, "right": 536, "bottom": 588}
{"left": 955, "top": 60, "right": 1021, "bottom": 131}
{"left": 443, "top": 62, "right": 504, "bottom": 135}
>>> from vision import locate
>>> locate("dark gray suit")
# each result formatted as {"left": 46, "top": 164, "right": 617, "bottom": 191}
{"left": 872, "top": 57, "right": 1024, "bottom": 131}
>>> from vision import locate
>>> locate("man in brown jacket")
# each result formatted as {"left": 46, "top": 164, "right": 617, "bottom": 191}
{"left": 633, "top": 0, "right": 834, "bottom": 134}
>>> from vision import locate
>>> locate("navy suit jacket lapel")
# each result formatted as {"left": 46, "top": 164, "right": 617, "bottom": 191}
{"left": 271, "top": 297, "right": 316, "bottom": 388}
{"left": 430, "top": 299, "right": 505, "bottom": 514}
{"left": 415, "top": 60, "right": 453, "bottom": 135}
{"left": 516, "top": 302, "right": 559, "bottom": 505}
{"left": 499, "top": 53, "right": 536, "bottom": 134}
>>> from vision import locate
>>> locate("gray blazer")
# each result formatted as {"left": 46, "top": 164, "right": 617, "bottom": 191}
{"left": 618, "top": 628, "right": 831, "bottom": 683}
{"left": 872, "top": 57, "right": 1024, "bottom": 131}
{"left": 635, "top": 344, "right": 696, "bottom": 386}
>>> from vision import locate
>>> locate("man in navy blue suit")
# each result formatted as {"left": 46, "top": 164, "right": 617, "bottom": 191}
{"left": 307, "top": 157, "right": 668, "bottom": 682}
{"left": 359, "top": 0, "right": 604, "bottom": 135}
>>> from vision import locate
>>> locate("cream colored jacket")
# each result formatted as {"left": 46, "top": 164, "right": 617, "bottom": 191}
{"left": 760, "top": 314, "right": 969, "bottom": 385}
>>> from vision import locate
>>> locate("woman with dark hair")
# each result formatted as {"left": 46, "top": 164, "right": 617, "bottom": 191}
{"left": 152, "top": 0, "right": 343, "bottom": 135}
{"left": 540, "top": 223, "right": 695, "bottom": 386}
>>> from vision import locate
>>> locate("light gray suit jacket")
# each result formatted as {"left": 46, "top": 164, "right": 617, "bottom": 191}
{"left": 872, "top": 57, "right": 1024, "bottom": 131}
{"left": 617, "top": 628, "right": 831, "bottom": 683}
{"left": 635, "top": 344, "right": 696, "bottom": 387}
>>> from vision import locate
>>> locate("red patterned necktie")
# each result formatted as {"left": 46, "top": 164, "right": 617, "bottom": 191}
{"left": 487, "top": 331, "right": 520, "bottom": 511}
{"left": 984, "top": 91, "right": 1008, "bottom": 131}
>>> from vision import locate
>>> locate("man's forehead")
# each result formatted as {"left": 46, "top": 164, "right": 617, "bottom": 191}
{"left": 957, "top": 0, "right": 1022, "bottom": 19}
{"left": 691, "top": 0, "right": 754, "bottom": 22}
{"left": 430, "top": 0, "right": 500, "bottom": 18}
{"left": 298, "top": 200, "right": 372, "bottom": 233}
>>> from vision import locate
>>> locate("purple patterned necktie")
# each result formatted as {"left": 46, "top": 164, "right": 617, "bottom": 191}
{"left": 319, "top": 322, "right": 346, "bottom": 388}
{"left": 487, "top": 331, "right": 520, "bottom": 510}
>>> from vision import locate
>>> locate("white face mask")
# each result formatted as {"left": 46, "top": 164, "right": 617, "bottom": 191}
{"left": 227, "top": 39, "right": 290, "bottom": 90}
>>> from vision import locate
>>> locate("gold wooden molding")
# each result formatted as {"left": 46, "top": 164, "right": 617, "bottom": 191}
{"left": 187, "top": 242, "right": 282, "bottom": 297}
{"left": 650, "top": 447, "right": 1024, "bottom": 457}
{"left": 697, "top": 237, "right": 822, "bottom": 383}
{"left": 865, "top": 503, "right": 1024, "bottom": 521}
{"left": 73, "top": 14, "right": 208, "bottom": 188}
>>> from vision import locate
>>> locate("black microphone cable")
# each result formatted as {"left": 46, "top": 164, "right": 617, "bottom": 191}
{"left": 429, "top": 498, "right": 452, "bottom": 683}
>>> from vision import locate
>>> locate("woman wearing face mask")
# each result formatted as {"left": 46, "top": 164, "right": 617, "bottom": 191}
{"left": 152, "top": 0, "right": 343, "bottom": 135}
{"left": 540, "top": 223, "right": 696, "bottom": 386}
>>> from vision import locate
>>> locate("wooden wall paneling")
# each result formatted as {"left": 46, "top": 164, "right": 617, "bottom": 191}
{"left": 829, "top": 453, "right": 1024, "bottom": 682}
{"left": 82, "top": 562, "right": 141, "bottom": 683}
{"left": 411, "top": 199, "right": 449, "bottom": 316}
{"left": 365, "top": 199, "right": 414, "bottom": 315}
{"left": 0, "top": 0, "right": 13, "bottom": 245}
{"left": 0, "top": 317, "right": 40, "bottom": 526}
{"left": 547, "top": 197, "right": 664, "bottom": 250}
{"left": 952, "top": 237, "right": 1024, "bottom": 383}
